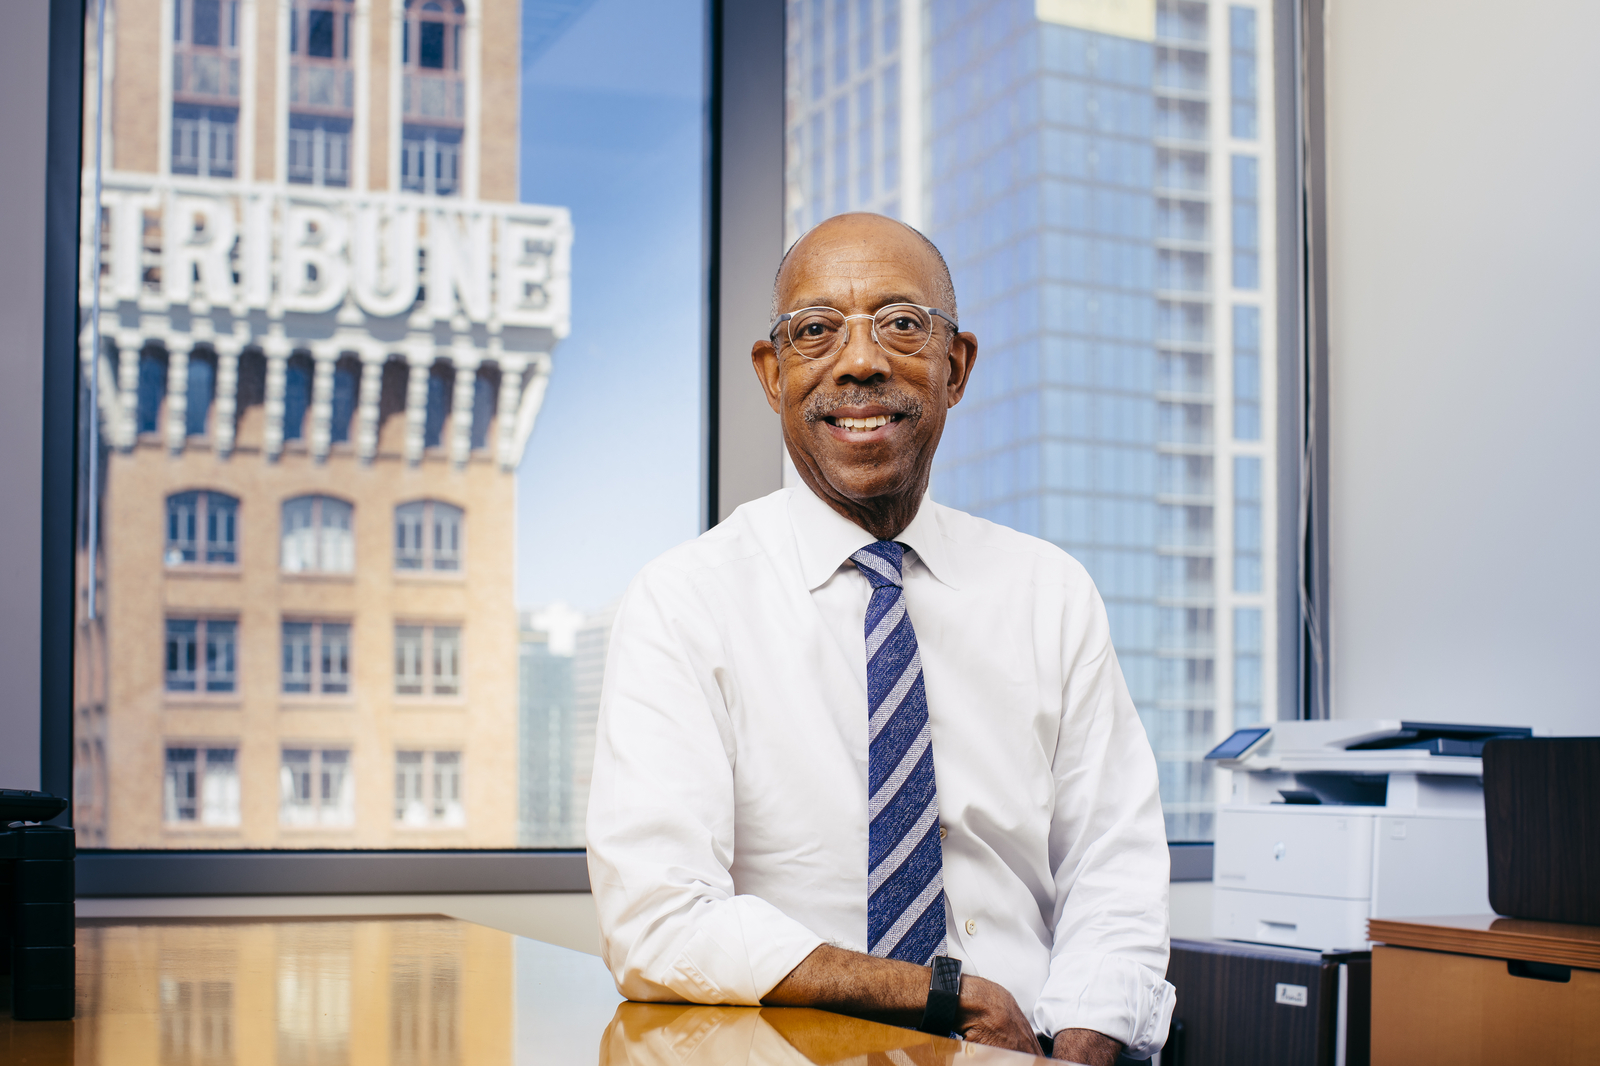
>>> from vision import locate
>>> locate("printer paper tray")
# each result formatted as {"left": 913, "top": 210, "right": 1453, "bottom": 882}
{"left": 1213, "top": 887, "right": 1372, "bottom": 953}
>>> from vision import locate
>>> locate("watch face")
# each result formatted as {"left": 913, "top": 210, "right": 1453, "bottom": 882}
{"left": 930, "top": 955, "right": 963, "bottom": 993}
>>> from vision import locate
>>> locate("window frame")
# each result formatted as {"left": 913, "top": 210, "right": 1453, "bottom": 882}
{"left": 281, "top": 494, "right": 356, "bottom": 576}
{"left": 393, "top": 499, "right": 464, "bottom": 575}
{"left": 281, "top": 618, "right": 354, "bottom": 698}
{"left": 162, "top": 744, "right": 242, "bottom": 828}
{"left": 164, "top": 489, "right": 241, "bottom": 567}
{"left": 36, "top": 0, "right": 1321, "bottom": 894}
{"left": 163, "top": 616, "right": 240, "bottom": 698}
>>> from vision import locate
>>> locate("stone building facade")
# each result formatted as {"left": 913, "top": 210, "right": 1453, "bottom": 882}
{"left": 73, "top": 0, "right": 569, "bottom": 849}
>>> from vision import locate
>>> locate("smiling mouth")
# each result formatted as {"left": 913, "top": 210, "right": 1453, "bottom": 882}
{"left": 824, "top": 413, "right": 906, "bottom": 431}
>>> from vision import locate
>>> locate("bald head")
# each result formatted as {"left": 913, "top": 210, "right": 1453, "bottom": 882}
{"left": 751, "top": 210, "right": 979, "bottom": 542}
{"left": 771, "top": 214, "right": 958, "bottom": 324}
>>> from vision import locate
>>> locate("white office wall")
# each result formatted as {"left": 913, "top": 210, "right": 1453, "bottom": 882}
{"left": 0, "top": 1, "right": 52, "bottom": 790}
{"left": 1324, "top": 1, "right": 1600, "bottom": 735}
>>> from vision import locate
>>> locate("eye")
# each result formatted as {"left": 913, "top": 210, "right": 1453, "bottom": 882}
{"left": 800, "top": 322, "right": 829, "bottom": 337}
{"left": 887, "top": 315, "right": 918, "bottom": 331}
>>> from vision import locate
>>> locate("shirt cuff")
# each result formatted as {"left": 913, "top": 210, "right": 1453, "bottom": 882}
{"left": 1032, "top": 951, "right": 1176, "bottom": 1059}
{"left": 659, "top": 895, "right": 827, "bottom": 1005}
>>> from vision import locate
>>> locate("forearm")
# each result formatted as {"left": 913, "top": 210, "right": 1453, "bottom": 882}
{"left": 762, "top": 944, "right": 1041, "bottom": 1055}
{"left": 760, "top": 944, "right": 929, "bottom": 1026}
{"left": 1052, "top": 1027, "right": 1123, "bottom": 1066}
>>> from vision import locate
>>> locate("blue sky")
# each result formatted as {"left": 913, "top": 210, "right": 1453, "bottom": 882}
{"left": 513, "top": 0, "right": 706, "bottom": 613}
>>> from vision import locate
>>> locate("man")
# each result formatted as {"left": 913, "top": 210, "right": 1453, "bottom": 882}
{"left": 587, "top": 213, "right": 1175, "bottom": 1063}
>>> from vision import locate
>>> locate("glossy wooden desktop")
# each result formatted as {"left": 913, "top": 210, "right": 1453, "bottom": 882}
{"left": 0, "top": 916, "right": 1061, "bottom": 1065}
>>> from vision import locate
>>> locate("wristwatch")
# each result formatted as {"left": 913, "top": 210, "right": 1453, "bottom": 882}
{"left": 918, "top": 955, "right": 963, "bottom": 1036}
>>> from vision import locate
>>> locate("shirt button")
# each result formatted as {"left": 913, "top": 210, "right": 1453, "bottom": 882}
{"left": 965, "top": 919, "right": 977, "bottom": 936}
{"left": 939, "top": 825, "right": 947, "bottom": 841}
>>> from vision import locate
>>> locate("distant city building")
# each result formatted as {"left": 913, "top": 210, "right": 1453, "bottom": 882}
{"left": 512, "top": 601, "right": 612, "bottom": 847}
{"left": 517, "top": 603, "right": 582, "bottom": 847}
{"left": 568, "top": 602, "right": 618, "bottom": 843}
{"left": 785, "top": 0, "right": 1277, "bottom": 840}
{"left": 73, "top": 0, "right": 572, "bottom": 849}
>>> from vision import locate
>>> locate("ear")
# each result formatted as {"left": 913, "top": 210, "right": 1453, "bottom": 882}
{"left": 943, "top": 331, "right": 979, "bottom": 408}
{"left": 751, "top": 339, "right": 783, "bottom": 415}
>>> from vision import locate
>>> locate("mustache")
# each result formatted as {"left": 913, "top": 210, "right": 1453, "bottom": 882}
{"left": 801, "top": 386, "right": 926, "bottom": 424}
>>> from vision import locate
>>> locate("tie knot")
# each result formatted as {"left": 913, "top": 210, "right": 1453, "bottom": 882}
{"left": 851, "top": 541, "right": 905, "bottom": 590}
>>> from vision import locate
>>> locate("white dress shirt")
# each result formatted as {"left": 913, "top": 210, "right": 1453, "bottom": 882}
{"left": 586, "top": 484, "right": 1177, "bottom": 1056}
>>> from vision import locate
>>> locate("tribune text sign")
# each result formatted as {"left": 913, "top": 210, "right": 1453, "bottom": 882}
{"left": 84, "top": 174, "right": 572, "bottom": 337}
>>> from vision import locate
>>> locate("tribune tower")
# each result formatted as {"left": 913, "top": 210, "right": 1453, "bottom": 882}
{"left": 74, "top": 0, "right": 570, "bottom": 849}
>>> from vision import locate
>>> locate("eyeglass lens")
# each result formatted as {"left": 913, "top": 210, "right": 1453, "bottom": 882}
{"left": 786, "top": 305, "right": 935, "bottom": 360}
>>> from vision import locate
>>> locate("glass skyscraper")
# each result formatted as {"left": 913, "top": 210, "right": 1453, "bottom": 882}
{"left": 785, "top": 0, "right": 1277, "bottom": 841}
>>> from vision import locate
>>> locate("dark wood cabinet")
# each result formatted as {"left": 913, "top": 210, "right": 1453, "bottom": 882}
{"left": 1165, "top": 938, "right": 1369, "bottom": 1066}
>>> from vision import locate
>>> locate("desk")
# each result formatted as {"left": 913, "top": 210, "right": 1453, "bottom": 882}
{"left": 0, "top": 916, "right": 1060, "bottom": 1065}
{"left": 1368, "top": 914, "right": 1600, "bottom": 1065}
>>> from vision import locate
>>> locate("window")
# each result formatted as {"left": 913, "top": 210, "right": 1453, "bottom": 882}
{"left": 163, "top": 747, "right": 241, "bottom": 826}
{"left": 400, "top": 126, "right": 461, "bottom": 196}
{"left": 282, "top": 621, "right": 352, "bottom": 695}
{"left": 1233, "top": 456, "right": 1262, "bottom": 592}
{"left": 401, "top": 0, "right": 466, "bottom": 195}
{"left": 287, "top": 116, "right": 352, "bottom": 187}
{"left": 394, "top": 625, "right": 460, "bottom": 696}
{"left": 281, "top": 496, "right": 354, "bottom": 573}
{"left": 172, "top": 0, "right": 240, "bottom": 178}
{"left": 76, "top": 0, "right": 704, "bottom": 858}
{"left": 1231, "top": 155, "right": 1260, "bottom": 289}
{"left": 1229, "top": 5, "right": 1258, "bottom": 139}
{"left": 394, "top": 500, "right": 462, "bottom": 572}
{"left": 394, "top": 750, "right": 464, "bottom": 826}
{"left": 165, "top": 619, "right": 237, "bottom": 694}
{"left": 790, "top": 0, "right": 1283, "bottom": 841}
{"left": 279, "top": 749, "right": 354, "bottom": 826}
{"left": 1233, "top": 608, "right": 1263, "bottom": 726}
{"left": 1232, "top": 305, "right": 1262, "bottom": 440}
{"left": 288, "top": 1, "right": 355, "bottom": 187}
{"left": 166, "top": 491, "right": 238, "bottom": 565}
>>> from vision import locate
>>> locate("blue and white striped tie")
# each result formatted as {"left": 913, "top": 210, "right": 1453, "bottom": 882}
{"left": 852, "top": 540, "right": 948, "bottom": 965}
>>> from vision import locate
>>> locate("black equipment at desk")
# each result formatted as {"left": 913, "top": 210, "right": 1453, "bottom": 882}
{"left": 1165, "top": 939, "right": 1370, "bottom": 1066}
{"left": 1483, "top": 736, "right": 1600, "bottom": 926}
{"left": 0, "top": 788, "right": 75, "bottom": 1020}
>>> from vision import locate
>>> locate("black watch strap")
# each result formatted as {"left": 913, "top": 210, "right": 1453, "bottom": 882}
{"left": 918, "top": 955, "right": 963, "bottom": 1036}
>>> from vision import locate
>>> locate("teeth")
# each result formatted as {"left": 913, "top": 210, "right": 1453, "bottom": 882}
{"left": 837, "top": 415, "right": 892, "bottom": 431}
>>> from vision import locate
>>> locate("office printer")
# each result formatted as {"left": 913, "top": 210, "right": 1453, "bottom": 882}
{"left": 1205, "top": 720, "right": 1530, "bottom": 952}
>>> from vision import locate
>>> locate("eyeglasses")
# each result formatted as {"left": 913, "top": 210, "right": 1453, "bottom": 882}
{"left": 769, "top": 303, "right": 959, "bottom": 361}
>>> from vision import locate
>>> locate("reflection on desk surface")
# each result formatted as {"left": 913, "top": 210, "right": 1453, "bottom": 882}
{"left": 0, "top": 917, "right": 1056, "bottom": 1065}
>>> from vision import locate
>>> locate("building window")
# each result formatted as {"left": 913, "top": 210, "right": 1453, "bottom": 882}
{"left": 394, "top": 750, "right": 464, "bottom": 826}
{"left": 1230, "top": 5, "right": 1258, "bottom": 140}
{"left": 394, "top": 625, "right": 461, "bottom": 696}
{"left": 288, "top": 0, "right": 355, "bottom": 187}
{"left": 1234, "top": 608, "right": 1263, "bottom": 726}
{"left": 281, "top": 495, "right": 355, "bottom": 573}
{"left": 1233, "top": 305, "right": 1262, "bottom": 440}
{"left": 287, "top": 115, "right": 353, "bottom": 187}
{"left": 401, "top": 0, "right": 466, "bottom": 195}
{"left": 1231, "top": 154, "right": 1260, "bottom": 289}
{"left": 166, "top": 491, "right": 239, "bottom": 565}
{"left": 163, "top": 746, "right": 241, "bottom": 826}
{"left": 165, "top": 618, "right": 237, "bottom": 694}
{"left": 400, "top": 125, "right": 462, "bottom": 196}
{"left": 394, "top": 500, "right": 463, "bottom": 571}
{"left": 172, "top": 0, "right": 241, "bottom": 178}
{"left": 279, "top": 748, "right": 354, "bottom": 826}
{"left": 282, "top": 621, "right": 352, "bottom": 695}
{"left": 1234, "top": 456, "right": 1263, "bottom": 592}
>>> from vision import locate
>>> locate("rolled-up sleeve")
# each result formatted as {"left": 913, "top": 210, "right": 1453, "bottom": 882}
{"left": 585, "top": 563, "right": 826, "bottom": 1005}
{"left": 1033, "top": 582, "right": 1177, "bottom": 1058}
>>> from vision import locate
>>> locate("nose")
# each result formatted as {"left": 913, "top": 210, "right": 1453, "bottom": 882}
{"left": 831, "top": 319, "right": 892, "bottom": 386}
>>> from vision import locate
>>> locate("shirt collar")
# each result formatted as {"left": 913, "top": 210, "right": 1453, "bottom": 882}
{"left": 789, "top": 480, "right": 960, "bottom": 592}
